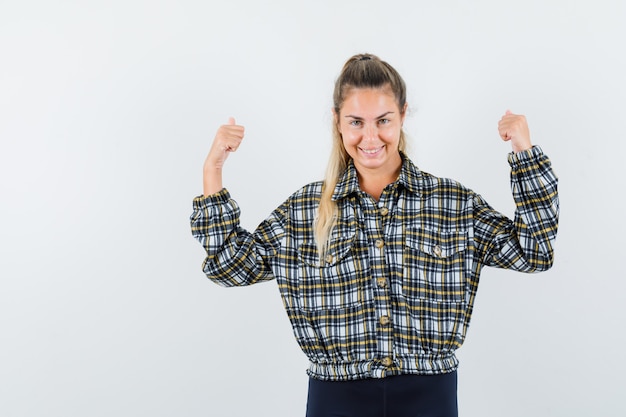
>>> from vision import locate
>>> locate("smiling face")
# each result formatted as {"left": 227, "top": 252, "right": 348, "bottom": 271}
{"left": 336, "top": 86, "right": 406, "bottom": 178}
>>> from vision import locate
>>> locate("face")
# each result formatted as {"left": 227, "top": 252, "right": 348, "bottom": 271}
{"left": 336, "top": 87, "right": 406, "bottom": 177}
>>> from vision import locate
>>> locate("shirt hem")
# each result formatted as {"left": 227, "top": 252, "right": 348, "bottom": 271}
{"left": 305, "top": 354, "right": 459, "bottom": 381}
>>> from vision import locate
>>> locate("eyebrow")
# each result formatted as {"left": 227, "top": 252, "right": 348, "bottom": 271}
{"left": 344, "top": 111, "right": 395, "bottom": 120}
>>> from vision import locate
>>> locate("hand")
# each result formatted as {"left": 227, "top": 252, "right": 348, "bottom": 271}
{"left": 202, "top": 117, "right": 244, "bottom": 196}
{"left": 204, "top": 117, "right": 245, "bottom": 171}
{"left": 498, "top": 110, "right": 532, "bottom": 153}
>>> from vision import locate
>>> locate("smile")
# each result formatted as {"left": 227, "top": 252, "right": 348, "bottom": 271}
{"left": 359, "top": 146, "right": 384, "bottom": 155}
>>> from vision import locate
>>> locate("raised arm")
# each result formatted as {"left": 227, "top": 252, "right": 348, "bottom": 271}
{"left": 191, "top": 118, "right": 282, "bottom": 287}
{"left": 474, "top": 111, "right": 559, "bottom": 272}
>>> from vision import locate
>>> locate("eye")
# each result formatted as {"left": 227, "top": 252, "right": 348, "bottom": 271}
{"left": 349, "top": 120, "right": 363, "bottom": 127}
{"left": 378, "top": 118, "right": 390, "bottom": 125}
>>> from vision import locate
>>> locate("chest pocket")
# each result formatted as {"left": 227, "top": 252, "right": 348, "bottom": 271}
{"left": 403, "top": 228, "right": 468, "bottom": 303}
{"left": 297, "top": 236, "right": 362, "bottom": 311}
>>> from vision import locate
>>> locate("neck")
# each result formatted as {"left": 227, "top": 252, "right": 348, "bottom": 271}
{"left": 357, "top": 161, "right": 402, "bottom": 201}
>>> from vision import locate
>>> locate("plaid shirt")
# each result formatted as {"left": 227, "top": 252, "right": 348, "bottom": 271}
{"left": 190, "top": 146, "right": 559, "bottom": 381}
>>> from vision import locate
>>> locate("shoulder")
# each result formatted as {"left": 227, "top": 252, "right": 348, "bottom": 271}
{"left": 274, "top": 180, "right": 323, "bottom": 214}
{"left": 402, "top": 153, "right": 473, "bottom": 199}
{"left": 291, "top": 180, "right": 324, "bottom": 198}
{"left": 417, "top": 170, "right": 475, "bottom": 200}
{"left": 420, "top": 171, "right": 472, "bottom": 193}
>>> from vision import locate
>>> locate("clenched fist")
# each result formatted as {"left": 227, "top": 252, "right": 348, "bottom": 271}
{"left": 203, "top": 117, "right": 245, "bottom": 196}
{"left": 498, "top": 110, "right": 532, "bottom": 153}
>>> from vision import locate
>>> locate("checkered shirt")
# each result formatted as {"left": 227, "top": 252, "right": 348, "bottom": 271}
{"left": 190, "top": 146, "right": 559, "bottom": 381}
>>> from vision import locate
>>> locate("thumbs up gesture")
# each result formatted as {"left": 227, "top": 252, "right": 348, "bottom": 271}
{"left": 202, "top": 117, "right": 245, "bottom": 196}
{"left": 498, "top": 110, "right": 532, "bottom": 153}
{"left": 205, "top": 117, "right": 245, "bottom": 169}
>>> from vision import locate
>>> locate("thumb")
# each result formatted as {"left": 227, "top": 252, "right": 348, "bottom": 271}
{"left": 505, "top": 109, "right": 513, "bottom": 115}
{"left": 227, "top": 116, "right": 236, "bottom": 125}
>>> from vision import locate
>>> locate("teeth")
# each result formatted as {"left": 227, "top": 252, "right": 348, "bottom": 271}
{"left": 361, "top": 147, "right": 382, "bottom": 154}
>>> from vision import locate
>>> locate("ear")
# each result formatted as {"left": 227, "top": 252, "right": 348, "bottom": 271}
{"left": 401, "top": 103, "right": 408, "bottom": 125}
{"left": 332, "top": 108, "right": 341, "bottom": 133}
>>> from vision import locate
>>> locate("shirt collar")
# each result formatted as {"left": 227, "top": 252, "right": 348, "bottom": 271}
{"left": 331, "top": 152, "right": 422, "bottom": 201}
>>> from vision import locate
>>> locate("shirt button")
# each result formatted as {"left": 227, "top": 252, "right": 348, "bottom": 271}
{"left": 433, "top": 245, "right": 442, "bottom": 257}
{"left": 381, "top": 357, "right": 393, "bottom": 367}
{"left": 376, "top": 278, "right": 387, "bottom": 288}
{"left": 380, "top": 207, "right": 389, "bottom": 216}
{"left": 325, "top": 254, "right": 334, "bottom": 264}
{"left": 379, "top": 315, "right": 391, "bottom": 326}
{"left": 375, "top": 239, "right": 385, "bottom": 249}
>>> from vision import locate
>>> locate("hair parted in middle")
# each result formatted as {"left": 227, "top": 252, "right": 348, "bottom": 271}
{"left": 314, "top": 53, "right": 409, "bottom": 258}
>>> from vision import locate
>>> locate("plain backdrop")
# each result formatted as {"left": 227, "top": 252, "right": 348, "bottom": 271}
{"left": 1, "top": 1, "right": 624, "bottom": 416}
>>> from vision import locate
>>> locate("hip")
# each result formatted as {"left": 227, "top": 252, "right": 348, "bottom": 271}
{"left": 305, "top": 371, "right": 458, "bottom": 417}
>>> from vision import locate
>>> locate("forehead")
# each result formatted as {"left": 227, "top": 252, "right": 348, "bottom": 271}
{"left": 340, "top": 87, "right": 399, "bottom": 116}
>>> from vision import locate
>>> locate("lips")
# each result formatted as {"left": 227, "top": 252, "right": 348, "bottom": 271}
{"left": 359, "top": 146, "right": 384, "bottom": 155}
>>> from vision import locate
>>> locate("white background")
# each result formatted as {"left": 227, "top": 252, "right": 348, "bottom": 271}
{"left": 1, "top": 1, "right": 624, "bottom": 416}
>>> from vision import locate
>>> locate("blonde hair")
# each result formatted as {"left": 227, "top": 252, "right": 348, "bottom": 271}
{"left": 314, "top": 53, "right": 408, "bottom": 258}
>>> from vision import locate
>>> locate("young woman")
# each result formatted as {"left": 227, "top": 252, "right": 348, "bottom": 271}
{"left": 190, "top": 53, "right": 559, "bottom": 417}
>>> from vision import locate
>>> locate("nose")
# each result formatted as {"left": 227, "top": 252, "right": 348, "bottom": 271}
{"left": 363, "top": 123, "right": 377, "bottom": 141}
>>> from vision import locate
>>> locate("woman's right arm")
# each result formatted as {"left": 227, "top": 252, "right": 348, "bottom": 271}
{"left": 190, "top": 190, "right": 282, "bottom": 287}
{"left": 191, "top": 118, "right": 282, "bottom": 287}
{"left": 203, "top": 117, "right": 244, "bottom": 196}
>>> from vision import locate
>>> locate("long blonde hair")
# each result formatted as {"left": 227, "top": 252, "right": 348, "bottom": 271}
{"left": 314, "top": 53, "right": 408, "bottom": 258}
